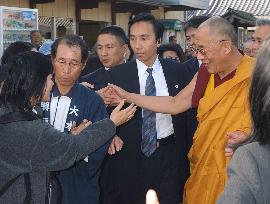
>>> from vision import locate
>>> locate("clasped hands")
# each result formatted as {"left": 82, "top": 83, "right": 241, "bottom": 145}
{"left": 97, "top": 85, "right": 129, "bottom": 107}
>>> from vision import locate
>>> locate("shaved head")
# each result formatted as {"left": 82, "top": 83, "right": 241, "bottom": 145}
{"left": 199, "top": 16, "right": 238, "bottom": 47}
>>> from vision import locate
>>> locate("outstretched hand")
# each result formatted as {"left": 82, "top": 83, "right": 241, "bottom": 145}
{"left": 110, "top": 100, "right": 136, "bottom": 126}
{"left": 80, "top": 82, "right": 95, "bottom": 89}
{"left": 71, "top": 119, "right": 92, "bottom": 136}
{"left": 109, "top": 84, "right": 130, "bottom": 102}
{"left": 225, "top": 130, "right": 249, "bottom": 156}
{"left": 108, "top": 135, "right": 124, "bottom": 155}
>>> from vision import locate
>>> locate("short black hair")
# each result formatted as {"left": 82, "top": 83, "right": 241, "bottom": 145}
{"left": 184, "top": 15, "right": 210, "bottom": 32}
{"left": 158, "top": 43, "right": 186, "bottom": 62}
{"left": 128, "top": 12, "right": 163, "bottom": 40}
{"left": 30, "top": 30, "right": 41, "bottom": 38}
{"left": 57, "top": 25, "right": 67, "bottom": 38}
{"left": 249, "top": 36, "right": 270, "bottom": 145}
{"left": 97, "top": 26, "right": 129, "bottom": 45}
{"left": 1, "top": 41, "right": 35, "bottom": 66}
{"left": 51, "top": 34, "right": 89, "bottom": 64}
{"left": 1, "top": 52, "right": 53, "bottom": 111}
{"left": 169, "top": 35, "right": 176, "bottom": 42}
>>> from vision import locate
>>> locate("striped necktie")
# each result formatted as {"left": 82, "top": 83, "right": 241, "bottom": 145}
{"left": 141, "top": 68, "right": 157, "bottom": 157}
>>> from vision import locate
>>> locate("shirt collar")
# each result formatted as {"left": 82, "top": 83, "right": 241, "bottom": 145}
{"left": 136, "top": 55, "right": 161, "bottom": 76}
{"left": 52, "top": 83, "right": 79, "bottom": 98}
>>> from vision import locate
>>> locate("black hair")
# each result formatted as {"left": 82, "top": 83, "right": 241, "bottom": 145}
{"left": 57, "top": 25, "right": 67, "bottom": 38}
{"left": 158, "top": 43, "right": 186, "bottom": 62}
{"left": 184, "top": 15, "right": 210, "bottom": 32}
{"left": 30, "top": 30, "right": 41, "bottom": 38}
{"left": 169, "top": 35, "right": 176, "bottom": 42}
{"left": 51, "top": 34, "right": 89, "bottom": 64}
{"left": 97, "top": 26, "right": 129, "bottom": 45}
{"left": 1, "top": 41, "right": 36, "bottom": 66}
{"left": 1, "top": 52, "right": 53, "bottom": 111}
{"left": 128, "top": 12, "right": 163, "bottom": 40}
{"left": 249, "top": 36, "right": 270, "bottom": 145}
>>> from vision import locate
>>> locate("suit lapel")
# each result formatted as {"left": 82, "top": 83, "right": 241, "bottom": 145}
{"left": 127, "top": 60, "right": 140, "bottom": 94}
{"left": 160, "top": 58, "right": 180, "bottom": 96}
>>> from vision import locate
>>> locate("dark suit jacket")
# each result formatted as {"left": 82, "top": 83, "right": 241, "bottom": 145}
{"left": 183, "top": 57, "right": 200, "bottom": 152}
{"left": 101, "top": 58, "right": 193, "bottom": 202}
{"left": 80, "top": 67, "right": 111, "bottom": 91}
{"left": 183, "top": 57, "right": 199, "bottom": 76}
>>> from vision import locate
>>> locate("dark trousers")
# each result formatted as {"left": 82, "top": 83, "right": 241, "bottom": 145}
{"left": 101, "top": 143, "right": 183, "bottom": 204}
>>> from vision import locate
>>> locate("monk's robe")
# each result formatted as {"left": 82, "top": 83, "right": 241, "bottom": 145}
{"left": 184, "top": 55, "right": 254, "bottom": 204}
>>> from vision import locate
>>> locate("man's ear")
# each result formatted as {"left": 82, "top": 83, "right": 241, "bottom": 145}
{"left": 157, "top": 38, "right": 162, "bottom": 47}
{"left": 123, "top": 44, "right": 129, "bottom": 53}
{"left": 81, "top": 60, "right": 87, "bottom": 71}
{"left": 51, "top": 57, "right": 56, "bottom": 72}
{"left": 223, "top": 41, "right": 232, "bottom": 55}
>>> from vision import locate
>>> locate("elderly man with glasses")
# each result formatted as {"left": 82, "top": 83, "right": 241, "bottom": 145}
{"left": 183, "top": 16, "right": 254, "bottom": 204}
{"left": 41, "top": 35, "right": 110, "bottom": 204}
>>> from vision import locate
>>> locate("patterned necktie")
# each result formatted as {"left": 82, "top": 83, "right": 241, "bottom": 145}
{"left": 141, "top": 68, "right": 157, "bottom": 157}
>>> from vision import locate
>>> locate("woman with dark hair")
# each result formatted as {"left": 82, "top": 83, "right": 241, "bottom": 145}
{"left": 1, "top": 41, "right": 36, "bottom": 66}
{"left": 0, "top": 52, "right": 136, "bottom": 203}
{"left": 0, "top": 41, "right": 37, "bottom": 86}
{"left": 218, "top": 37, "right": 270, "bottom": 203}
{"left": 158, "top": 43, "right": 186, "bottom": 62}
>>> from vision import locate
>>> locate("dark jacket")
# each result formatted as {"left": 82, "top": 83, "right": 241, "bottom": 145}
{"left": 80, "top": 67, "right": 111, "bottom": 91}
{"left": 43, "top": 83, "right": 109, "bottom": 204}
{"left": 0, "top": 104, "right": 115, "bottom": 204}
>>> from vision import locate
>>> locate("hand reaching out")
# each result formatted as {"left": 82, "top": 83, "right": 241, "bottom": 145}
{"left": 225, "top": 130, "right": 249, "bottom": 156}
{"left": 71, "top": 119, "right": 92, "bottom": 136}
{"left": 108, "top": 135, "right": 124, "bottom": 155}
{"left": 97, "top": 87, "right": 112, "bottom": 107}
{"left": 80, "top": 82, "right": 95, "bottom": 89}
{"left": 109, "top": 84, "right": 130, "bottom": 102}
{"left": 110, "top": 100, "right": 136, "bottom": 126}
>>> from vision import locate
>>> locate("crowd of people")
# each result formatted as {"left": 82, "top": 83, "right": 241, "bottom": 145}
{"left": 0, "top": 11, "right": 270, "bottom": 204}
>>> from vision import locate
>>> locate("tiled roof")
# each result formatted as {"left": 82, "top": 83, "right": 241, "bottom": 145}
{"left": 189, "top": 0, "right": 270, "bottom": 18}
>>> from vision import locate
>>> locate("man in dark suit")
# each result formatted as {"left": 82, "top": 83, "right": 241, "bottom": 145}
{"left": 81, "top": 26, "right": 129, "bottom": 91}
{"left": 100, "top": 13, "right": 193, "bottom": 204}
{"left": 81, "top": 26, "right": 130, "bottom": 155}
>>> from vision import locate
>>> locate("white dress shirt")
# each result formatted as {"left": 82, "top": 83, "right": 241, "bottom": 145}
{"left": 136, "top": 56, "right": 174, "bottom": 139}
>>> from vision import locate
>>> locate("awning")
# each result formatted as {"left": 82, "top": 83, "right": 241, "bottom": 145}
{"left": 222, "top": 8, "right": 256, "bottom": 27}
{"left": 121, "top": 0, "right": 210, "bottom": 10}
{"left": 39, "top": 16, "right": 74, "bottom": 28}
{"left": 158, "top": 19, "right": 183, "bottom": 31}
{"left": 187, "top": 0, "right": 270, "bottom": 18}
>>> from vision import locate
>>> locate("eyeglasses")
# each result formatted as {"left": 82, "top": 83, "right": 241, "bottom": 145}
{"left": 55, "top": 58, "right": 82, "bottom": 69}
{"left": 164, "top": 56, "right": 180, "bottom": 61}
{"left": 192, "top": 40, "right": 228, "bottom": 56}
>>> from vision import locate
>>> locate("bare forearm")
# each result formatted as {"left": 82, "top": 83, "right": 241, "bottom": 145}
{"left": 127, "top": 93, "right": 176, "bottom": 114}
{"left": 127, "top": 83, "right": 192, "bottom": 115}
{"left": 125, "top": 73, "right": 197, "bottom": 114}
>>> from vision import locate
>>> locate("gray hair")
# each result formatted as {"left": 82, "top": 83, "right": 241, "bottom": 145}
{"left": 200, "top": 16, "right": 238, "bottom": 47}
{"left": 256, "top": 18, "right": 270, "bottom": 27}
